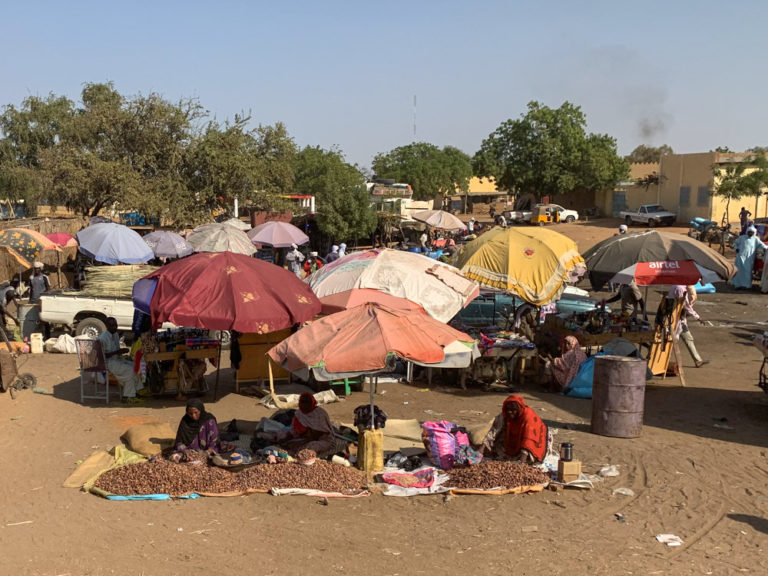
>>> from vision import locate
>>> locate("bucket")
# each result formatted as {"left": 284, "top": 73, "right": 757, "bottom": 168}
{"left": 18, "top": 303, "right": 41, "bottom": 340}
{"left": 357, "top": 428, "right": 384, "bottom": 472}
{"left": 591, "top": 355, "right": 646, "bottom": 438}
{"left": 30, "top": 333, "right": 43, "bottom": 354}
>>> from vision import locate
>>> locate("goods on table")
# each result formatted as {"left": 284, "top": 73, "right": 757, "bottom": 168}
{"left": 559, "top": 308, "right": 651, "bottom": 336}
{"left": 93, "top": 459, "right": 368, "bottom": 496}
{"left": 446, "top": 461, "right": 549, "bottom": 490}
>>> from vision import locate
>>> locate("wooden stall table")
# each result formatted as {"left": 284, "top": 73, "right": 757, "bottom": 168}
{"left": 459, "top": 341, "right": 538, "bottom": 389}
{"left": 234, "top": 330, "right": 291, "bottom": 393}
{"left": 540, "top": 315, "right": 654, "bottom": 354}
{"left": 144, "top": 345, "right": 218, "bottom": 397}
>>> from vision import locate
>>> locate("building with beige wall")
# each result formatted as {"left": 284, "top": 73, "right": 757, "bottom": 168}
{"left": 600, "top": 152, "right": 768, "bottom": 224}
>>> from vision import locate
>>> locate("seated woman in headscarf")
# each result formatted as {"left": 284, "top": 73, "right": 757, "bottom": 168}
{"left": 481, "top": 395, "right": 548, "bottom": 464}
{"left": 169, "top": 398, "right": 221, "bottom": 463}
{"left": 547, "top": 335, "right": 588, "bottom": 392}
{"left": 280, "top": 392, "right": 335, "bottom": 455}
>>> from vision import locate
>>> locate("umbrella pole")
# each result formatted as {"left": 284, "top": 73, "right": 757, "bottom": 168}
{"left": 56, "top": 251, "right": 62, "bottom": 289}
{"left": 369, "top": 376, "right": 375, "bottom": 429}
{"left": 213, "top": 332, "right": 223, "bottom": 401}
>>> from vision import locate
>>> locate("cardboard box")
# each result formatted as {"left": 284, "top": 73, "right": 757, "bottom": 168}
{"left": 557, "top": 460, "right": 582, "bottom": 483}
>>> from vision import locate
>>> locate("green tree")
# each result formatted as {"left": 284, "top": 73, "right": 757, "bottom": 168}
{"left": 624, "top": 144, "right": 674, "bottom": 163}
{"left": 473, "top": 101, "right": 628, "bottom": 200}
{"left": 711, "top": 148, "right": 768, "bottom": 224}
{"left": 0, "top": 93, "right": 75, "bottom": 212}
{"left": 371, "top": 142, "right": 472, "bottom": 201}
{"left": 296, "top": 146, "right": 376, "bottom": 243}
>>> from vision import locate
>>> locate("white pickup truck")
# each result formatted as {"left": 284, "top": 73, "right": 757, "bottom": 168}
{"left": 39, "top": 291, "right": 230, "bottom": 345}
{"left": 39, "top": 291, "right": 135, "bottom": 339}
{"left": 620, "top": 204, "right": 677, "bottom": 227}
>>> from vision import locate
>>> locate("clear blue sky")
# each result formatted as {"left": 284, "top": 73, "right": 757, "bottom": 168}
{"left": 2, "top": 1, "right": 766, "bottom": 169}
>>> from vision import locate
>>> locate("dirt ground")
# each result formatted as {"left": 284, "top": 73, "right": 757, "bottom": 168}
{"left": 2, "top": 218, "right": 768, "bottom": 576}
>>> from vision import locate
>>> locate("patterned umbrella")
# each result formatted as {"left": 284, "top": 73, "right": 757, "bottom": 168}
{"left": 0, "top": 228, "right": 61, "bottom": 263}
{"left": 187, "top": 223, "right": 256, "bottom": 256}
{"left": 45, "top": 232, "right": 78, "bottom": 248}
{"left": 132, "top": 251, "right": 321, "bottom": 333}
{"left": 456, "top": 226, "right": 585, "bottom": 306}
{"left": 306, "top": 248, "right": 479, "bottom": 323}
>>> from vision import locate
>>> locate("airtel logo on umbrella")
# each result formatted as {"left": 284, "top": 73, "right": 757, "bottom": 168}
{"left": 647, "top": 261, "right": 680, "bottom": 269}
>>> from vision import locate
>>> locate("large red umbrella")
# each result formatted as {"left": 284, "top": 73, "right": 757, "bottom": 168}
{"left": 134, "top": 251, "right": 321, "bottom": 333}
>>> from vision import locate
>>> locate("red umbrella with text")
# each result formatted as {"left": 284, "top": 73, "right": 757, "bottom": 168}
{"left": 608, "top": 260, "right": 723, "bottom": 287}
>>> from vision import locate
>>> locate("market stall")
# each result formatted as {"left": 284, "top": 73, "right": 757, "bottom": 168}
{"left": 141, "top": 329, "right": 219, "bottom": 397}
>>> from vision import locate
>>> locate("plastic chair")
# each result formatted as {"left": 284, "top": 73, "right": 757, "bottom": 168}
{"left": 75, "top": 338, "right": 119, "bottom": 404}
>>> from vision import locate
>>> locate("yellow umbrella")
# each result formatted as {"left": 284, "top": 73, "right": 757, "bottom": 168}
{"left": 456, "top": 227, "right": 586, "bottom": 305}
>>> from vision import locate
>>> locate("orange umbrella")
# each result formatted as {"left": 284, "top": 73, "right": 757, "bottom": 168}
{"left": 268, "top": 302, "right": 479, "bottom": 381}
{"left": 319, "top": 289, "right": 425, "bottom": 316}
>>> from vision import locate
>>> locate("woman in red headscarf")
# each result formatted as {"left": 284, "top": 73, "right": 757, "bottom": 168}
{"left": 282, "top": 392, "right": 335, "bottom": 455}
{"left": 481, "top": 395, "right": 548, "bottom": 463}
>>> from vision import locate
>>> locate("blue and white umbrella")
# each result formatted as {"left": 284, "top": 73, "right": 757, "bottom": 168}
{"left": 142, "top": 230, "right": 193, "bottom": 259}
{"left": 77, "top": 222, "right": 154, "bottom": 265}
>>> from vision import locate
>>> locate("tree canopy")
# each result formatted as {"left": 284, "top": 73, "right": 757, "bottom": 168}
{"left": 371, "top": 142, "right": 472, "bottom": 201}
{"left": 0, "top": 83, "right": 300, "bottom": 225}
{"left": 711, "top": 148, "right": 768, "bottom": 222}
{"left": 624, "top": 144, "right": 674, "bottom": 163}
{"left": 473, "top": 101, "right": 629, "bottom": 199}
{"left": 295, "top": 146, "right": 376, "bottom": 243}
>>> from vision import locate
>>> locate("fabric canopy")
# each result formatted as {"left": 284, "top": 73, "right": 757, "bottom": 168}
{"left": 268, "top": 303, "right": 479, "bottom": 382}
{"left": 456, "top": 226, "right": 585, "bottom": 306}
{"left": 411, "top": 210, "right": 467, "bottom": 231}
{"left": 133, "top": 251, "right": 321, "bottom": 333}
{"left": 247, "top": 221, "right": 309, "bottom": 248}
{"left": 583, "top": 230, "right": 736, "bottom": 290}
{"left": 306, "top": 248, "right": 479, "bottom": 323}
{"left": 609, "top": 260, "right": 722, "bottom": 287}
{"left": 76, "top": 223, "right": 153, "bottom": 265}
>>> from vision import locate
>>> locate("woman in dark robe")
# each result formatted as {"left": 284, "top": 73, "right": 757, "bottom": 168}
{"left": 169, "top": 398, "right": 221, "bottom": 463}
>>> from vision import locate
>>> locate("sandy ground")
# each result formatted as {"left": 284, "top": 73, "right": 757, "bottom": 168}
{"left": 2, "top": 218, "right": 768, "bottom": 576}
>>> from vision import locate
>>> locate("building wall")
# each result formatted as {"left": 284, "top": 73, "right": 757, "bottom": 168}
{"left": 657, "top": 152, "right": 715, "bottom": 223}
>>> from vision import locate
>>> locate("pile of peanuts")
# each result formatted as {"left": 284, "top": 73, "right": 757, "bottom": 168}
{"left": 447, "top": 461, "right": 550, "bottom": 490}
{"left": 94, "top": 459, "right": 368, "bottom": 496}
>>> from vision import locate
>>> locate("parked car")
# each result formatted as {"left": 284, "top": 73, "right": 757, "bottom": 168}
{"left": 620, "top": 204, "right": 676, "bottom": 227}
{"left": 535, "top": 203, "right": 579, "bottom": 223}
{"left": 452, "top": 287, "right": 610, "bottom": 328}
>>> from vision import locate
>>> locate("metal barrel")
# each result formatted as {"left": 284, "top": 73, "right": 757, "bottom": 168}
{"left": 591, "top": 355, "right": 646, "bottom": 438}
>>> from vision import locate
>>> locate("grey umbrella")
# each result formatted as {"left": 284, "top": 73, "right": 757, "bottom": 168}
{"left": 583, "top": 230, "right": 736, "bottom": 290}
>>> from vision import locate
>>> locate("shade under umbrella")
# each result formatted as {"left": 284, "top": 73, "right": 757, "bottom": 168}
{"left": 267, "top": 302, "right": 479, "bottom": 382}
{"left": 306, "top": 248, "right": 479, "bottom": 323}
{"left": 142, "top": 230, "right": 193, "bottom": 259}
{"left": 412, "top": 210, "right": 467, "bottom": 231}
{"left": 132, "top": 251, "right": 321, "bottom": 333}
{"left": 583, "top": 230, "right": 736, "bottom": 290}
{"left": 0, "top": 228, "right": 61, "bottom": 263}
{"left": 247, "top": 221, "right": 309, "bottom": 248}
{"left": 456, "top": 226, "right": 585, "bottom": 306}
{"left": 45, "top": 232, "right": 78, "bottom": 248}
{"left": 76, "top": 223, "right": 154, "bottom": 265}
{"left": 609, "top": 260, "right": 722, "bottom": 287}
{"left": 187, "top": 223, "right": 256, "bottom": 256}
